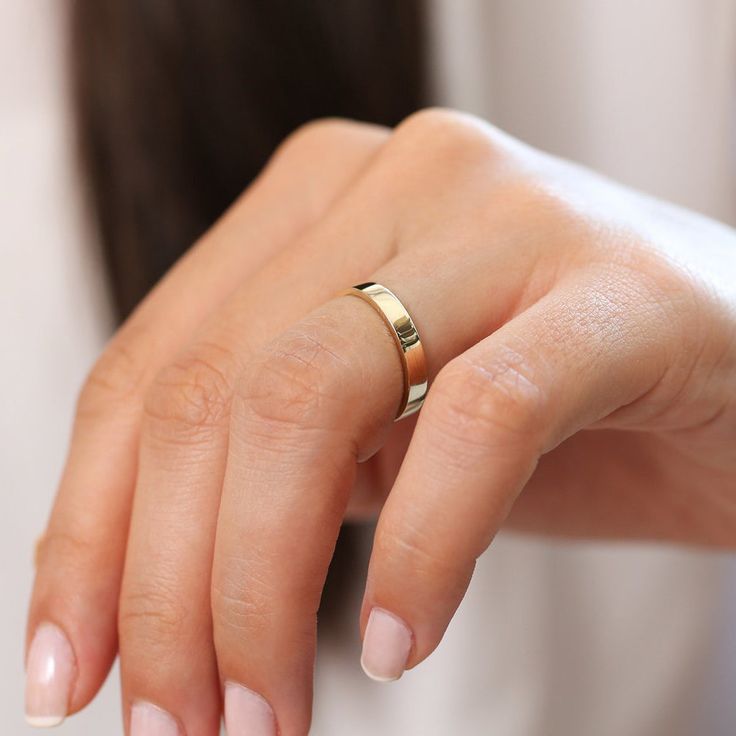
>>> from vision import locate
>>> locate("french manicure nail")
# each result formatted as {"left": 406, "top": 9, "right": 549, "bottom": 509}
{"left": 130, "top": 701, "right": 180, "bottom": 736}
{"left": 25, "top": 623, "right": 77, "bottom": 727}
{"left": 224, "top": 682, "right": 276, "bottom": 736}
{"left": 360, "top": 607, "right": 412, "bottom": 682}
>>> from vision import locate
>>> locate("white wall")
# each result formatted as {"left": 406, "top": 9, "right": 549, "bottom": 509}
{"left": 0, "top": 2, "right": 116, "bottom": 733}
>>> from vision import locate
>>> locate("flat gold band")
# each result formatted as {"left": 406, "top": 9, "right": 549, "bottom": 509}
{"left": 342, "top": 282, "right": 428, "bottom": 420}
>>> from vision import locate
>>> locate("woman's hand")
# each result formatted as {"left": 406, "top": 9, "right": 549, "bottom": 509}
{"left": 26, "top": 110, "right": 736, "bottom": 735}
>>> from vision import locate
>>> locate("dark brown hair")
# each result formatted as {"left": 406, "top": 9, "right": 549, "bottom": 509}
{"left": 71, "top": 0, "right": 428, "bottom": 318}
{"left": 70, "top": 0, "right": 428, "bottom": 617}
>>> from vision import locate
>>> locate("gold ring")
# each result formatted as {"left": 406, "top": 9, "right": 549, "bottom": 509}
{"left": 342, "top": 282, "right": 428, "bottom": 420}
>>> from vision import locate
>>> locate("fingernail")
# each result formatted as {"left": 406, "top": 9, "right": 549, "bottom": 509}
{"left": 25, "top": 623, "right": 77, "bottom": 727}
{"left": 224, "top": 682, "right": 276, "bottom": 736}
{"left": 130, "top": 701, "right": 181, "bottom": 736}
{"left": 360, "top": 607, "right": 412, "bottom": 682}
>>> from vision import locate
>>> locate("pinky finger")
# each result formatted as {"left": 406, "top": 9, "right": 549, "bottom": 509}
{"left": 359, "top": 272, "right": 676, "bottom": 680}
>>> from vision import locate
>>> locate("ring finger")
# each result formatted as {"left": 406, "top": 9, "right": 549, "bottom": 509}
{"left": 210, "top": 226, "right": 549, "bottom": 734}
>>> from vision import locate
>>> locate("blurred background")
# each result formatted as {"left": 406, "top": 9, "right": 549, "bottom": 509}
{"left": 3, "top": 1, "right": 736, "bottom": 734}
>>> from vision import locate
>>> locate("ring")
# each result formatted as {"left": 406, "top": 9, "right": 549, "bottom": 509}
{"left": 342, "top": 282, "right": 428, "bottom": 420}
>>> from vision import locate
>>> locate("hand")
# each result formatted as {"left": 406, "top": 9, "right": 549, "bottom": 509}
{"left": 27, "top": 109, "right": 736, "bottom": 735}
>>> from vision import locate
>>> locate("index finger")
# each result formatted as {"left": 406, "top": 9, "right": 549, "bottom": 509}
{"left": 361, "top": 269, "right": 676, "bottom": 681}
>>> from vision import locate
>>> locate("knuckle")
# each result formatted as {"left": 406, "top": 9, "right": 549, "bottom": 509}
{"left": 377, "top": 519, "right": 459, "bottom": 583}
{"left": 381, "top": 109, "right": 520, "bottom": 229}
{"left": 211, "top": 559, "right": 279, "bottom": 635}
{"left": 34, "top": 526, "right": 101, "bottom": 573}
{"left": 617, "top": 247, "right": 703, "bottom": 319}
{"left": 397, "top": 107, "right": 469, "bottom": 136}
{"left": 267, "top": 118, "right": 389, "bottom": 215}
{"left": 428, "top": 349, "right": 548, "bottom": 450}
{"left": 212, "top": 553, "right": 319, "bottom": 642}
{"left": 603, "top": 252, "right": 714, "bottom": 383}
{"left": 583, "top": 249, "right": 707, "bottom": 365}
{"left": 77, "top": 338, "right": 146, "bottom": 417}
{"left": 274, "top": 117, "right": 377, "bottom": 164}
{"left": 393, "top": 107, "right": 506, "bottom": 166}
{"left": 234, "top": 325, "right": 345, "bottom": 435}
{"left": 143, "top": 344, "right": 234, "bottom": 440}
{"left": 119, "top": 580, "right": 189, "bottom": 647}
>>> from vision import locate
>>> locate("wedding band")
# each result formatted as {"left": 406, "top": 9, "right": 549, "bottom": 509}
{"left": 342, "top": 282, "right": 428, "bottom": 420}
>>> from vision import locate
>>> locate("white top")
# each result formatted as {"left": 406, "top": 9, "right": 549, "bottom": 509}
{"left": 2, "top": 1, "right": 736, "bottom": 734}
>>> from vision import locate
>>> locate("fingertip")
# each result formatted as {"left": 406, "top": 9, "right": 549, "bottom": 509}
{"left": 360, "top": 607, "right": 413, "bottom": 683}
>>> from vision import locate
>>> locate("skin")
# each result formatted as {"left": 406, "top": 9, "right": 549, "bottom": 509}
{"left": 26, "top": 109, "right": 736, "bottom": 734}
